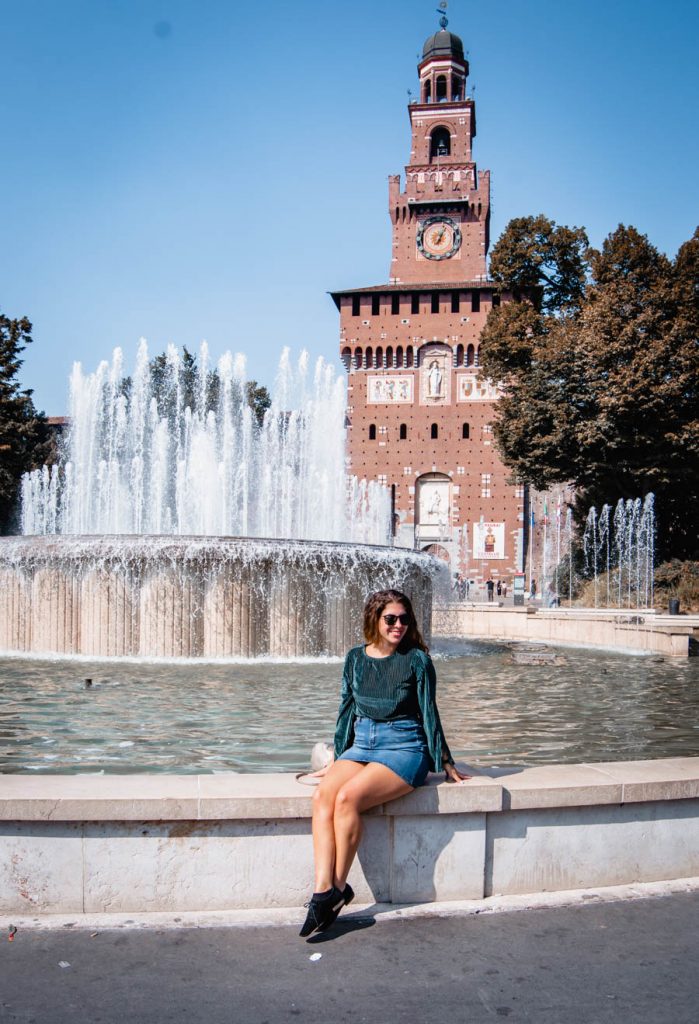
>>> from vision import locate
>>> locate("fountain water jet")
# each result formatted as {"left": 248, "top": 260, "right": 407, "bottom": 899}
{"left": 21, "top": 342, "right": 389, "bottom": 542}
{"left": 2, "top": 343, "right": 438, "bottom": 658}
{"left": 581, "top": 495, "right": 655, "bottom": 609}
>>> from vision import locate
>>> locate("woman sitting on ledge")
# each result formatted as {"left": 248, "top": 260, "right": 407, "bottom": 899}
{"left": 300, "top": 588, "right": 469, "bottom": 937}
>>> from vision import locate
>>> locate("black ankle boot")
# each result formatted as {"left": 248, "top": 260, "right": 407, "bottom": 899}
{"left": 317, "top": 883, "right": 355, "bottom": 933}
{"left": 299, "top": 887, "right": 345, "bottom": 937}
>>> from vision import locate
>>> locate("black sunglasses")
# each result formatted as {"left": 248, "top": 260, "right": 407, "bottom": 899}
{"left": 382, "top": 613, "right": 409, "bottom": 626}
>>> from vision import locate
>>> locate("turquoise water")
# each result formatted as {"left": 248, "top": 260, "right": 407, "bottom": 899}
{"left": 1, "top": 640, "right": 698, "bottom": 774}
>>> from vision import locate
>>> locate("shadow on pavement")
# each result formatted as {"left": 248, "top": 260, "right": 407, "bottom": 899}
{"left": 305, "top": 915, "right": 376, "bottom": 943}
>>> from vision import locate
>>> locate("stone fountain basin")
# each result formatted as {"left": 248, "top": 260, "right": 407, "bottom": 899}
{"left": 434, "top": 604, "right": 699, "bottom": 657}
{"left": 0, "top": 535, "right": 436, "bottom": 659}
{"left": 1, "top": 757, "right": 698, "bottom": 916}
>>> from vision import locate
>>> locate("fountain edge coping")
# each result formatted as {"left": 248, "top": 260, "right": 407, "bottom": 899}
{"left": 2, "top": 757, "right": 698, "bottom": 821}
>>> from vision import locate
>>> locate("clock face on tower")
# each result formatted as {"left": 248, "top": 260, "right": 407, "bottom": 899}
{"left": 416, "top": 215, "right": 462, "bottom": 260}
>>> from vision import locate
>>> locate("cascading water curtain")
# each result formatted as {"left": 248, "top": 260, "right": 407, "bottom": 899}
{"left": 20, "top": 341, "right": 391, "bottom": 545}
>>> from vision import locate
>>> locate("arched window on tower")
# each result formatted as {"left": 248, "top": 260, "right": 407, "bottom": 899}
{"left": 431, "top": 423, "right": 439, "bottom": 440}
{"left": 436, "top": 75, "right": 447, "bottom": 102}
{"left": 452, "top": 76, "right": 463, "bottom": 101}
{"left": 396, "top": 346, "right": 404, "bottom": 368}
{"left": 365, "top": 346, "right": 373, "bottom": 369}
{"left": 341, "top": 347, "right": 351, "bottom": 372}
{"left": 456, "top": 344, "right": 464, "bottom": 367}
{"left": 386, "top": 345, "right": 394, "bottom": 368}
{"left": 399, "top": 423, "right": 407, "bottom": 440}
{"left": 466, "top": 344, "right": 475, "bottom": 366}
{"left": 429, "top": 127, "right": 451, "bottom": 161}
{"left": 462, "top": 423, "right": 470, "bottom": 440}
{"left": 375, "top": 346, "right": 383, "bottom": 368}
{"left": 423, "top": 79, "right": 432, "bottom": 103}
{"left": 369, "top": 424, "right": 376, "bottom": 441}
{"left": 354, "top": 348, "right": 363, "bottom": 370}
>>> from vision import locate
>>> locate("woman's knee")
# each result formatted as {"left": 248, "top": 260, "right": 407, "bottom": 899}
{"left": 312, "top": 784, "right": 336, "bottom": 817}
{"left": 334, "top": 785, "right": 361, "bottom": 817}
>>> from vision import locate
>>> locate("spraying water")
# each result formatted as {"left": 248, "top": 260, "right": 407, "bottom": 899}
{"left": 21, "top": 342, "right": 390, "bottom": 544}
{"left": 581, "top": 494, "right": 655, "bottom": 608}
{"left": 532, "top": 492, "right": 655, "bottom": 609}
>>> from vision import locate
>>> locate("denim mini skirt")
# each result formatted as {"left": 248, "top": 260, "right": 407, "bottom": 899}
{"left": 337, "top": 716, "right": 431, "bottom": 788}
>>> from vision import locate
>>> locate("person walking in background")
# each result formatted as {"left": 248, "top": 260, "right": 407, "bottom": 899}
{"left": 496, "top": 580, "right": 502, "bottom": 598}
{"left": 299, "top": 589, "right": 469, "bottom": 937}
{"left": 486, "top": 577, "right": 495, "bottom": 602}
{"left": 530, "top": 579, "right": 537, "bottom": 600}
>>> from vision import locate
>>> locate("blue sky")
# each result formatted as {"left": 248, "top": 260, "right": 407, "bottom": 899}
{"left": 2, "top": 0, "right": 697, "bottom": 415}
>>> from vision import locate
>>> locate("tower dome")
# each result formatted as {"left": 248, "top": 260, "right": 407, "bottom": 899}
{"left": 422, "top": 28, "right": 464, "bottom": 62}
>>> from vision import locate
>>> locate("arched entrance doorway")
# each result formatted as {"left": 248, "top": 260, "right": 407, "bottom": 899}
{"left": 421, "top": 543, "right": 450, "bottom": 563}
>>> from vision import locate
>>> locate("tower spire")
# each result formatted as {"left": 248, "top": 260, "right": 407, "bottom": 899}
{"left": 437, "top": 1, "right": 449, "bottom": 31}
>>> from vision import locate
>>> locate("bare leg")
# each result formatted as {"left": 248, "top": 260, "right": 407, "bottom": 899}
{"left": 311, "top": 759, "right": 365, "bottom": 892}
{"left": 332, "top": 763, "right": 413, "bottom": 889}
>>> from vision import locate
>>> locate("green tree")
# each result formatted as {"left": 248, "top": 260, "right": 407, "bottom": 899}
{"left": 147, "top": 346, "right": 200, "bottom": 423}
{"left": 0, "top": 313, "right": 54, "bottom": 533}
{"left": 480, "top": 220, "right": 699, "bottom": 560}
{"left": 489, "top": 213, "right": 590, "bottom": 313}
{"left": 245, "top": 380, "right": 272, "bottom": 427}
{"left": 124, "top": 348, "right": 272, "bottom": 429}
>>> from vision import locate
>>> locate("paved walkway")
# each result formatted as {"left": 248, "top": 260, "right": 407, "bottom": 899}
{"left": 2, "top": 891, "right": 697, "bottom": 1023}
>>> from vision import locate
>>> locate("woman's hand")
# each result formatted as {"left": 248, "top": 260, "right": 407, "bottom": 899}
{"left": 308, "top": 764, "right": 331, "bottom": 779}
{"left": 444, "top": 762, "right": 471, "bottom": 783}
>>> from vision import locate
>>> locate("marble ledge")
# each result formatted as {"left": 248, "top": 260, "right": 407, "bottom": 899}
{"left": 489, "top": 757, "right": 699, "bottom": 810}
{"left": 0, "top": 758, "right": 697, "bottom": 822}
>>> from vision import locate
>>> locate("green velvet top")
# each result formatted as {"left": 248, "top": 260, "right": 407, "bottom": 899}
{"left": 333, "top": 645, "right": 454, "bottom": 771}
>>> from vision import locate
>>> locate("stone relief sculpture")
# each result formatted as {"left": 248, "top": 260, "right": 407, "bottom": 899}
{"left": 428, "top": 489, "right": 442, "bottom": 516}
{"left": 367, "top": 376, "right": 413, "bottom": 404}
{"left": 427, "top": 360, "right": 443, "bottom": 398}
{"left": 457, "top": 374, "right": 500, "bottom": 402}
{"left": 418, "top": 479, "right": 450, "bottom": 527}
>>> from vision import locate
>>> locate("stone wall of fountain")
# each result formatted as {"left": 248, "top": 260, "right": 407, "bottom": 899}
{"left": 0, "top": 536, "right": 434, "bottom": 658}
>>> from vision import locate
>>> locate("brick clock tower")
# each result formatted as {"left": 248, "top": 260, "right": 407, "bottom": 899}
{"left": 331, "top": 14, "right": 525, "bottom": 583}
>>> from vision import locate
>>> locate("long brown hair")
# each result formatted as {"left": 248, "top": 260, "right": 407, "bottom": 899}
{"left": 362, "top": 589, "right": 428, "bottom": 654}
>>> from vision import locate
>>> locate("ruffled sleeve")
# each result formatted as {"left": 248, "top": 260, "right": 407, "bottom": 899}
{"left": 414, "top": 651, "right": 454, "bottom": 771}
{"left": 333, "top": 647, "right": 359, "bottom": 758}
